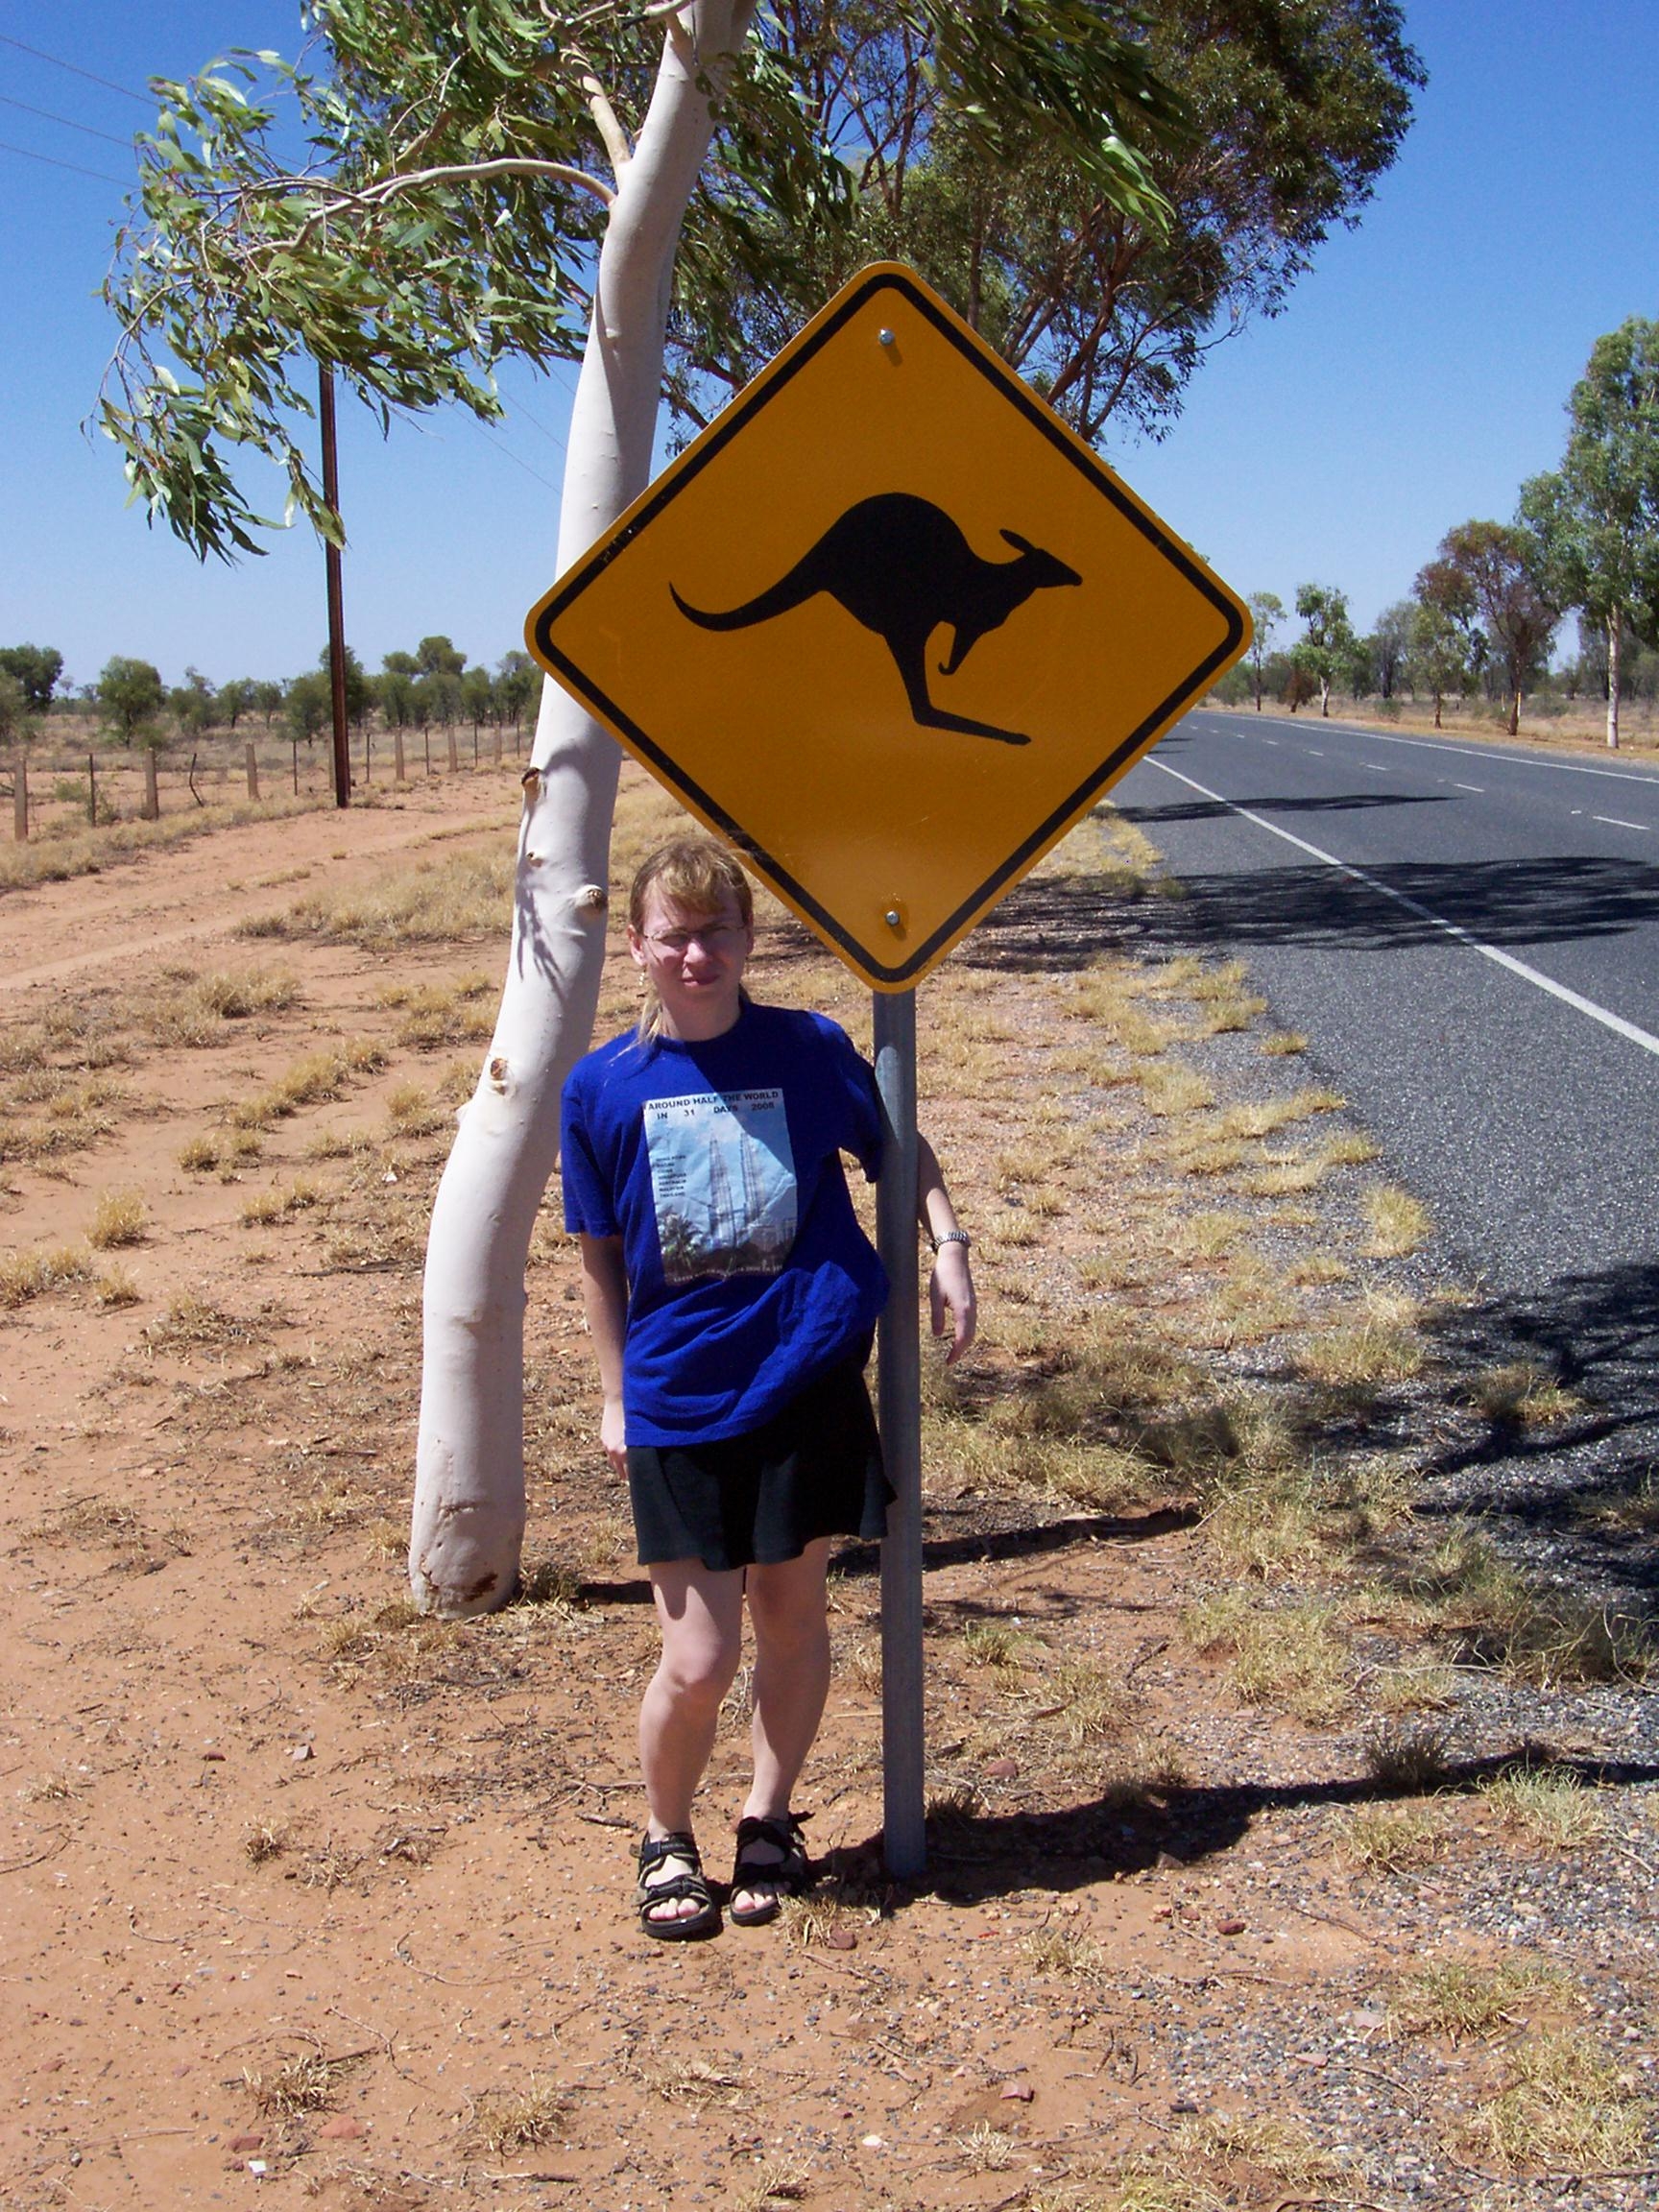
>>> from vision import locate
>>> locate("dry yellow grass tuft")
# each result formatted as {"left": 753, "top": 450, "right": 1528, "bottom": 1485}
{"left": 1363, "top": 1183, "right": 1431, "bottom": 1256}
{"left": 1464, "top": 1359, "right": 1580, "bottom": 1429}
{"left": 243, "top": 848, "right": 515, "bottom": 946}
{"left": 0, "top": 1243, "right": 93, "bottom": 1310}
{"left": 1182, "top": 1587, "right": 1349, "bottom": 1721}
{"left": 87, "top": 1189, "right": 146, "bottom": 1249}
{"left": 1465, "top": 2028, "right": 1653, "bottom": 2175}
{"left": 1479, "top": 1764, "right": 1607, "bottom": 1849}
{"left": 228, "top": 1040, "right": 386, "bottom": 1130}
{"left": 238, "top": 1175, "right": 324, "bottom": 1228}
{"left": 1391, "top": 1956, "right": 1566, "bottom": 2042}
{"left": 92, "top": 1262, "right": 142, "bottom": 1308}
{"left": 148, "top": 964, "right": 301, "bottom": 1047}
{"left": 1334, "top": 1802, "right": 1440, "bottom": 1871}
{"left": 466, "top": 2078, "right": 571, "bottom": 2154}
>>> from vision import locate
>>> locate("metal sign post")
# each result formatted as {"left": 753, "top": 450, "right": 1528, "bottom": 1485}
{"left": 874, "top": 987, "right": 926, "bottom": 1880}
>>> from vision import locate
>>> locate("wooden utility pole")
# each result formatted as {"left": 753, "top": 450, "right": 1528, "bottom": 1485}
{"left": 319, "top": 361, "right": 351, "bottom": 809}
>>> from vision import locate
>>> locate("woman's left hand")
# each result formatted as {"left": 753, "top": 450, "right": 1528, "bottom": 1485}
{"left": 928, "top": 1241, "right": 977, "bottom": 1365}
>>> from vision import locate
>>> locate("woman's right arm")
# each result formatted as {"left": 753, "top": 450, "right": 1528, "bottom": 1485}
{"left": 577, "top": 1232, "right": 629, "bottom": 1479}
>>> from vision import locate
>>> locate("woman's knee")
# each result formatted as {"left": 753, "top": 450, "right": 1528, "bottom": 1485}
{"left": 654, "top": 1622, "right": 742, "bottom": 1707}
{"left": 747, "top": 1563, "right": 830, "bottom": 1660}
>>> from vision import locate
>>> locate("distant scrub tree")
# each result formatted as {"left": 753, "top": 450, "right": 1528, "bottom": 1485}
{"left": 1409, "top": 556, "right": 1480, "bottom": 729}
{"left": 97, "top": 656, "right": 164, "bottom": 745}
{"left": 1432, "top": 521, "right": 1557, "bottom": 737}
{"left": 1282, "top": 661, "right": 1318, "bottom": 712}
{"left": 1245, "top": 591, "right": 1285, "bottom": 711}
{"left": 495, "top": 649, "right": 537, "bottom": 731}
{"left": 0, "top": 644, "right": 64, "bottom": 713}
{"left": 376, "top": 667, "right": 414, "bottom": 729}
{"left": 1368, "top": 601, "right": 1413, "bottom": 700}
{"left": 317, "top": 642, "right": 372, "bottom": 728}
{"left": 1520, "top": 318, "right": 1659, "bottom": 751}
{"left": 461, "top": 664, "right": 494, "bottom": 738}
{"left": 170, "top": 667, "right": 218, "bottom": 742}
{"left": 0, "top": 671, "right": 28, "bottom": 751}
{"left": 285, "top": 670, "right": 329, "bottom": 745}
{"left": 416, "top": 635, "right": 466, "bottom": 677}
{"left": 1291, "top": 583, "right": 1358, "bottom": 718}
{"left": 218, "top": 676, "right": 255, "bottom": 729}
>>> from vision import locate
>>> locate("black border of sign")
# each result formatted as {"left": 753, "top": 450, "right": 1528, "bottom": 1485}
{"left": 529, "top": 266, "right": 1246, "bottom": 987}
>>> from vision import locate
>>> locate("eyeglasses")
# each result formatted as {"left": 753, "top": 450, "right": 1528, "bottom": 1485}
{"left": 640, "top": 921, "right": 745, "bottom": 955}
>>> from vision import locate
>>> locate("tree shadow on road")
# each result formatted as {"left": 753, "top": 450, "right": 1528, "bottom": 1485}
{"left": 1125, "top": 789, "right": 1451, "bottom": 824}
{"left": 1121, "top": 852, "right": 1659, "bottom": 952}
{"left": 1407, "top": 1260, "right": 1659, "bottom": 1606}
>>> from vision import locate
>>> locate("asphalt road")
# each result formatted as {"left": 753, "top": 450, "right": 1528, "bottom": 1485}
{"left": 1116, "top": 708, "right": 1659, "bottom": 1301}
{"left": 1113, "top": 709, "right": 1659, "bottom": 1608}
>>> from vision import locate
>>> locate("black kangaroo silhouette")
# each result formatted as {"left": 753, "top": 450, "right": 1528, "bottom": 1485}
{"left": 669, "top": 492, "right": 1081, "bottom": 745}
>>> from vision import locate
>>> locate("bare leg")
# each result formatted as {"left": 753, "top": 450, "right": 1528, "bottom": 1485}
{"left": 733, "top": 1539, "right": 832, "bottom": 1916}
{"left": 639, "top": 1559, "right": 743, "bottom": 1926}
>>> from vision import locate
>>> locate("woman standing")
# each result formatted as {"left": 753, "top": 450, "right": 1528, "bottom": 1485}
{"left": 561, "top": 836, "right": 975, "bottom": 1936}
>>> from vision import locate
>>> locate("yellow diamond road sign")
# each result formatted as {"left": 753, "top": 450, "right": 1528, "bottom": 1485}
{"left": 526, "top": 263, "right": 1251, "bottom": 989}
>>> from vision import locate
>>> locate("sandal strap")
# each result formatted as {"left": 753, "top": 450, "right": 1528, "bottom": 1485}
{"left": 733, "top": 1813, "right": 809, "bottom": 1884}
{"left": 638, "top": 1829, "right": 702, "bottom": 1878}
{"left": 636, "top": 1869, "right": 710, "bottom": 1910}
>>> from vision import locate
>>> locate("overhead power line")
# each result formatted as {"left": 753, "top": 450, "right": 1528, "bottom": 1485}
{"left": 0, "top": 135, "right": 125, "bottom": 185}
{"left": 0, "top": 92, "right": 132, "bottom": 147}
{"left": 0, "top": 32, "right": 153, "bottom": 108}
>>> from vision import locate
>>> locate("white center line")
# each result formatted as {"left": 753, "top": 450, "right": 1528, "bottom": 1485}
{"left": 1151, "top": 757, "right": 1659, "bottom": 1061}
{"left": 1308, "top": 749, "right": 1324, "bottom": 757}
{"left": 1454, "top": 781, "right": 1484, "bottom": 793}
{"left": 1361, "top": 762, "right": 1389, "bottom": 773}
{"left": 1593, "top": 815, "right": 1649, "bottom": 831}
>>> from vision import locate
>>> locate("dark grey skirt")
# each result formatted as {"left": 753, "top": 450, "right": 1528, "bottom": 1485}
{"left": 624, "top": 1349, "right": 890, "bottom": 1572}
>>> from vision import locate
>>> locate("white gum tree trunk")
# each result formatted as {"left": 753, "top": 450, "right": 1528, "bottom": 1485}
{"left": 1607, "top": 611, "right": 1623, "bottom": 750}
{"left": 410, "top": 1, "right": 756, "bottom": 1616}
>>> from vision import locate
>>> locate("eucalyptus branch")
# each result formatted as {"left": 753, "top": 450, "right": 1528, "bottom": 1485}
{"left": 578, "top": 65, "right": 635, "bottom": 173}
{"left": 288, "top": 153, "right": 613, "bottom": 250}
{"left": 387, "top": 52, "right": 466, "bottom": 171}
{"left": 356, "top": 153, "right": 615, "bottom": 206}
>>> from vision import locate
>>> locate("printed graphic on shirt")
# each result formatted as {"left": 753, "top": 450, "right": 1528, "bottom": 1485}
{"left": 643, "top": 1088, "right": 797, "bottom": 1285}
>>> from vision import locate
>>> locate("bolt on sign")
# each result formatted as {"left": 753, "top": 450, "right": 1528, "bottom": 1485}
{"left": 526, "top": 263, "right": 1251, "bottom": 989}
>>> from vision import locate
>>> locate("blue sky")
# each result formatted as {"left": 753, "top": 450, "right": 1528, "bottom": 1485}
{"left": 3, "top": 2, "right": 1656, "bottom": 689}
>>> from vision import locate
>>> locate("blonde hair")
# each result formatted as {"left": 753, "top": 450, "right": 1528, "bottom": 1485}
{"left": 628, "top": 835, "right": 755, "bottom": 1042}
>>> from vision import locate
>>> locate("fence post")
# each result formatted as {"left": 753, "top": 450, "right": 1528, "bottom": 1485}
{"left": 493, "top": 725, "right": 502, "bottom": 767}
{"left": 86, "top": 751, "right": 97, "bottom": 828}
{"left": 446, "top": 728, "right": 459, "bottom": 775}
{"left": 142, "top": 747, "right": 159, "bottom": 822}
{"left": 423, "top": 729, "right": 432, "bottom": 778}
{"left": 12, "top": 752, "right": 27, "bottom": 843}
{"left": 246, "top": 742, "right": 259, "bottom": 801}
{"left": 394, "top": 729, "right": 406, "bottom": 784}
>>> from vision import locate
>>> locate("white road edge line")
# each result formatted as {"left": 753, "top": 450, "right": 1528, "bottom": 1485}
{"left": 1206, "top": 710, "right": 1659, "bottom": 789}
{"left": 1150, "top": 757, "right": 1659, "bottom": 1061}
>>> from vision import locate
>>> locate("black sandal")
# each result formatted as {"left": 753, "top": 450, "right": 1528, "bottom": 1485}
{"left": 635, "top": 1830, "right": 720, "bottom": 1941}
{"left": 729, "top": 1813, "right": 812, "bottom": 1928}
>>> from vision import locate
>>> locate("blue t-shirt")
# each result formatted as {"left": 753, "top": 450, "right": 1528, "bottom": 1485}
{"left": 560, "top": 1002, "right": 889, "bottom": 1446}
